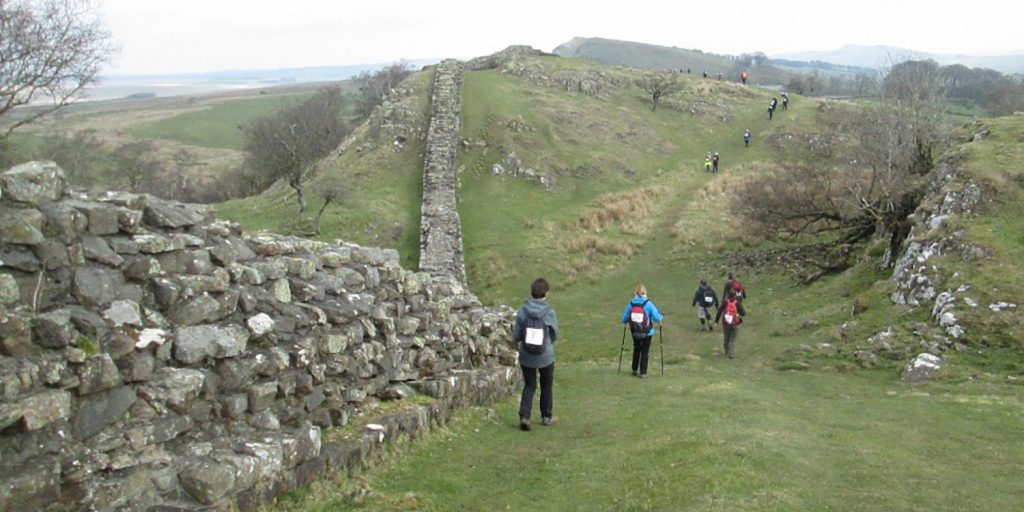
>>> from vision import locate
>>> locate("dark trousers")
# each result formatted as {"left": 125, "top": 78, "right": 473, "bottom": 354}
{"left": 723, "top": 324, "right": 739, "bottom": 357}
{"left": 519, "top": 363, "right": 554, "bottom": 420}
{"left": 632, "top": 335, "right": 653, "bottom": 374}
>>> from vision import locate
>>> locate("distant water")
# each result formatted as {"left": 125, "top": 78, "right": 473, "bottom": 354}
{"left": 81, "top": 77, "right": 299, "bottom": 102}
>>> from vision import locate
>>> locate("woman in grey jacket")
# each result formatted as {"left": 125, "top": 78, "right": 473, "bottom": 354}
{"left": 512, "top": 278, "right": 560, "bottom": 431}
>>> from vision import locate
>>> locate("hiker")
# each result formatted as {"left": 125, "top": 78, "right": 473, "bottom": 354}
{"left": 715, "top": 287, "right": 747, "bottom": 358}
{"left": 712, "top": 152, "right": 720, "bottom": 173}
{"left": 622, "top": 283, "right": 664, "bottom": 378}
{"left": 722, "top": 272, "right": 747, "bottom": 301}
{"left": 512, "top": 278, "right": 560, "bottom": 431}
{"left": 768, "top": 97, "right": 777, "bottom": 120}
{"left": 743, "top": 129, "right": 752, "bottom": 147}
{"left": 692, "top": 279, "right": 719, "bottom": 331}
{"left": 703, "top": 153, "right": 713, "bottom": 173}
{"left": 703, "top": 70, "right": 708, "bottom": 79}
{"left": 741, "top": 71, "right": 748, "bottom": 85}
{"left": 717, "top": 72, "right": 723, "bottom": 80}
{"left": 781, "top": 92, "right": 789, "bottom": 110}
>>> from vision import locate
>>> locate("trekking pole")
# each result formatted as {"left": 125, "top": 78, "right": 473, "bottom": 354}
{"left": 617, "top": 325, "right": 626, "bottom": 374}
{"left": 659, "top": 325, "right": 665, "bottom": 375}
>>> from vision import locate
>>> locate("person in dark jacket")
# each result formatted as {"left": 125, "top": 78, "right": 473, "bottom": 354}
{"left": 743, "top": 129, "right": 752, "bottom": 147}
{"left": 621, "top": 283, "right": 664, "bottom": 378}
{"left": 722, "top": 272, "right": 747, "bottom": 301}
{"left": 512, "top": 278, "right": 560, "bottom": 430}
{"left": 712, "top": 152, "right": 720, "bottom": 173}
{"left": 692, "top": 279, "right": 719, "bottom": 331}
{"left": 715, "top": 287, "right": 747, "bottom": 358}
{"left": 781, "top": 92, "right": 789, "bottom": 110}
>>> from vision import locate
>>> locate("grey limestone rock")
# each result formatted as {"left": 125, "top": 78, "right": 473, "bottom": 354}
{"left": 73, "top": 385, "right": 137, "bottom": 439}
{"left": 173, "top": 324, "right": 249, "bottom": 364}
{"left": 0, "top": 389, "right": 72, "bottom": 431}
{"left": 0, "top": 161, "right": 67, "bottom": 204}
{"left": 77, "top": 354, "right": 123, "bottom": 395}
{"left": 143, "top": 196, "right": 212, "bottom": 228}
{"left": 72, "top": 266, "right": 125, "bottom": 307}
{"left": 0, "top": 207, "right": 45, "bottom": 245}
{"left": 80, "top": 235, "right": 124, "bottom": 267}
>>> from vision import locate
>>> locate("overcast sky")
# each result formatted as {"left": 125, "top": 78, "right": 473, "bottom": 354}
{"left": 99, "top": 0, "right": 1024, "bottom": 75}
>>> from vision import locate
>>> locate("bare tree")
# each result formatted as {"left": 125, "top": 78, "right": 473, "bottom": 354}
{"left": 0, "top": 0, "right": 115, "bottom": 141}
{"left": 636, "top": 72, "right": 681, "bottom": 112}
{"left": 312, "top": 178, "right": 347, "bottom": 235}
{"left": 113, "top": 141, "right": 163, "bottom": 193}
{"left": 882, "top": 60, "right": 947, "bottom": 175}
{"left": 243, "top": 87, "right": 348, "bottom": 212}
{"left": 353, "top": 62, "right": 413, "bottom": 118}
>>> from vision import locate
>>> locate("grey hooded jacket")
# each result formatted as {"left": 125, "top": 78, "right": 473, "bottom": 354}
{"left": 512, "top": 298, "right": 559, "bottom": 368}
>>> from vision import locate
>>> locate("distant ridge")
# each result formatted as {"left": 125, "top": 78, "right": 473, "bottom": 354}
{"left": 773, "top": 44, "right": 1024, "bottom": 74}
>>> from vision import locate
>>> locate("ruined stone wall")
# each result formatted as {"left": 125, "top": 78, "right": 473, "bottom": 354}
{"left": 0, "top": 162, "right": 518, "bottom": 511}
{"left": 418, "top": 59, "right": 468, "bottom": 284}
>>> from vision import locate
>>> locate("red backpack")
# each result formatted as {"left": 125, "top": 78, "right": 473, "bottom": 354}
{"left": 629, "top": 300, "right": 651, "bottom": 340}
{"left": 723, "top": 298, "right": 741, "bottom": 325}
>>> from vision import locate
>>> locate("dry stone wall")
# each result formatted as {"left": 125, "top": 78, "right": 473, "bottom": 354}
{"left": 418, "top": 59, "right": 468, "bottom": 284}
{"left": 0, "top": 161, "right": 518, "bottom": 511}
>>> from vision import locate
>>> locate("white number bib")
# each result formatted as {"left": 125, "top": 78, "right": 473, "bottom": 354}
{"left": 630, "top": 312, "right": 645, "bottom": 324}
{"left": 704, "top": 296, "right": 713, "bottom": 303}
{"left": 525, "top": 327, "right": 544, "bottom": 347}
{"left": 724, "top": 314, "right": 735, "bottom": 325}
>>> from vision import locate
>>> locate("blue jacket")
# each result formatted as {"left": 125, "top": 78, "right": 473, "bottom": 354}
{"left": 622, "top": 295, "right": 664, "bottom": 337}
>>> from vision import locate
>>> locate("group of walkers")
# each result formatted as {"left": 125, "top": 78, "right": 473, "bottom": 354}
{"left": 768, "top": 92, "right": 789, "bottom": 120}
{"left": 703, "top": 152, "right": 720, "bottom": 173}
{"left": 511, "top": 273, "right": 750, "bottom": 431}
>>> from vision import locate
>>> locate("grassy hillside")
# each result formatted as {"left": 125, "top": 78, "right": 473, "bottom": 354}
{"left": 199, "top": 53, "right": 1024, "bottom": 510}
{"left": 552, "top": 37, "right": 798, "bottom": 86}
{"left": 214, "top": 70, "right": 435, "bottom": 269}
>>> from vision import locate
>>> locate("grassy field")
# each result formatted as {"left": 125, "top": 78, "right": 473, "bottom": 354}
{"left": 198, "top": 55, "right": 1024, "bottom": 510}
{"left": 126, "top": 93, "right": 312, "bottom": 150}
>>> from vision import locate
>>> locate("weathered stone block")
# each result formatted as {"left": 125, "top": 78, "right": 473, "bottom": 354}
{"left": 81, "top": 234, "right": 124, "bottom": 267}
{"left": 174, "top": 324, "right": 249, "bottom": 364}
{"left": 0, "top": 207, "right": 45, "bottom": 245}
{"left": 103, "top": 299, "right": 142, "bottom": 327}
{"left": 140, "top": 367, "right": 205, "bottom": 413}
{"left": 0, "top": 455, "right": 61, "bottom": 511}
{"left": 77, "top": 354, "right": 123, "bottom": 395}
{"left": 34, "top": 308, "right": 80, "bottom": 348}
{"left": 1, "top": 244, "right": 40, "bottom": 271}
{"left": 144, "top": 196, "right": 212, "bottom": 228}
{"left": 178, "top": 457, "right": 236, "bottom": 504}
{"left": 168, "top": 293, "right": 222, "bottom": 326}
{"left": 0, "top": 390, "right": 71, "bottom": 431}
{"left": 0, "top": 272, "right": 18, "bottom": 305}
{"left": 0, "top": 161, "right": 66, "bottom": 204}
{"left": 72, "top": 266, "right": 125, "bottom": 307}
{"left": 74, "top": 385, "right": 136, "bottom": 438}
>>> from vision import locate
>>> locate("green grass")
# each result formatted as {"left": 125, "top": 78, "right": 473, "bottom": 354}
{"left": 127, "top": 93, "right": 312, "bottom": 150}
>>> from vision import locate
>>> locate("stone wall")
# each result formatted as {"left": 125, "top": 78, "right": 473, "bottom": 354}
{"left": 418, "top": 60, "right": 468, "bottom": 284}
{"left": 0, "top": 161, "right": 518, "bottom": 510}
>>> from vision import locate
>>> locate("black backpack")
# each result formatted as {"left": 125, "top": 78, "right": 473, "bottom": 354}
{"left": 522, "top": 312, "right": 547, "bottom": 355}
{"left": 629, "top": 300, "right": 651, "bottom": 341}
{"left": 701, "top": 287, "right": 715, "bottom": 306}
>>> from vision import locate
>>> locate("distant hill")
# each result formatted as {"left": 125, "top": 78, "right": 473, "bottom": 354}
{"left": 774, "top": 44, "right": 1024, "bottom": 74}
{"left": 552, "top": 37, "right": 850, "bottom": 86}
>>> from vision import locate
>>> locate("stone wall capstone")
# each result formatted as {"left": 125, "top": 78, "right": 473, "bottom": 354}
{"left": 0, "top": 161, "right": 519, "bottom": 511}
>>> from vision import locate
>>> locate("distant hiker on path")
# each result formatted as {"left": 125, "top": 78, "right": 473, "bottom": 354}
{"left": 622, "top": 284, "right": 664, "bottom": 378}
{"left": 692, "top": 279, "right": 719, "bottom": 331}
{"left": 712, "top": 152, "right": 720, "bottom": 173}
{"left": 512, "top": 278, "right": 560, "bottom": 430}
{"left": 722, "top": 272, "right": 747, "bottom": 301}
{"left": 743, "top": 129, "right": 752, "bottom": 147}
{"left": 768, "top": 97, "right": 778, "bottom": 120}
{"left": 781, "top": 92, "right": 789, "bottom": 111}
{"left": 715, "top": 287, "right": 747, "bottom": 358}
{"left": 704, "top": 153, "right": 713, "bottom": 173}
{"left": 741, "top": 71, "right": 748, "bottom": 85}
{"left": 703, "top": 70, "right": 708, "bottom": 78}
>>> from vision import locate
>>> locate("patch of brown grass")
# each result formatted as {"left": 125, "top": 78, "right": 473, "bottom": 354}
{"left": 578, "top": 186, "right": 663, "bottom": 235}
{"left": 564, "top": 234, "right": 634, "bottom": 257}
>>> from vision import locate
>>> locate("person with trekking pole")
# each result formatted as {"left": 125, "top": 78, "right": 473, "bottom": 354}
{"left": 715, "top": 285, "right": 747, "bottom": 359}
{"left": 622, "top": 284, "right": 664, "bottom": 378}
{"left": 692, "top": 278, "right": 719, "bottom": 331}
{"left": 512, "top": 278, "right": 560, "bottom": 430}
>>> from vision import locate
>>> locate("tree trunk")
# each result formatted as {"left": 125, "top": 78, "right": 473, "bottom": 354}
{"left": 290, "top": 181, "right": 307, "bottom": 213}
{"left": 314, "top": 197, "right": 332, "bottom": 234}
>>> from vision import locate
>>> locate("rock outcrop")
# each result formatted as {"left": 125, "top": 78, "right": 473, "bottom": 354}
{"left": 0, "top": 162, "right": 518, "bottom": 510}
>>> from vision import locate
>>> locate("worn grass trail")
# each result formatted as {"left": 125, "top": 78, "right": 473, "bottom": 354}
{"left": 279, "top": 336, "right": 1024, "bottom": 511}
